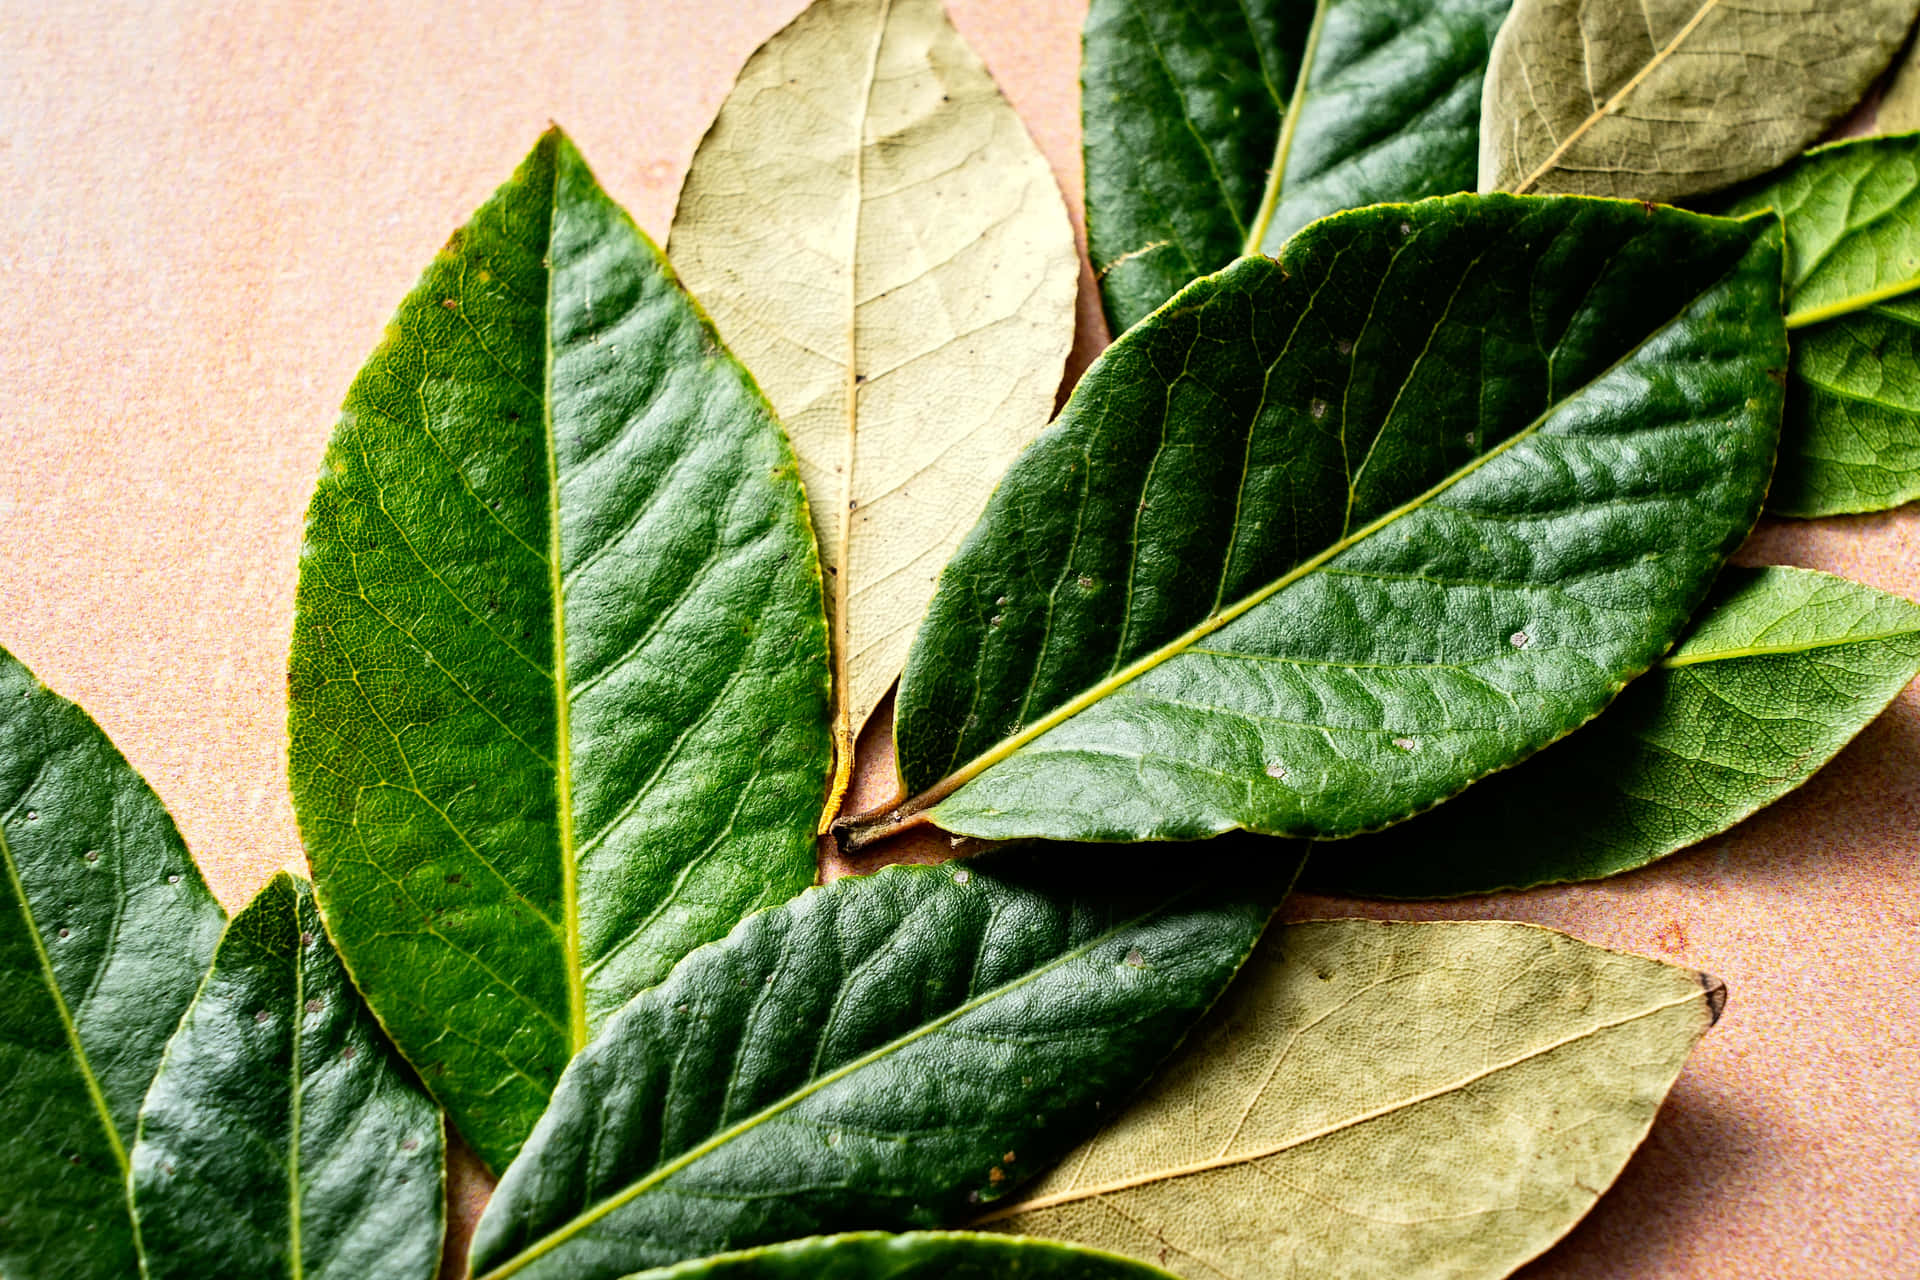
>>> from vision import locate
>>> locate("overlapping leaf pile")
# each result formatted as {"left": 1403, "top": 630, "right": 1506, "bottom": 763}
{"left": 7, "top": 0, "right": 1920, "bottom": 1277}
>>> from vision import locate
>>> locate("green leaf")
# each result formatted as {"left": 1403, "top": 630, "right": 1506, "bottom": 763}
{"left": 129, "top": 873, "right": 445, "bottom": 1279}
{"left": 843, "top": 196, "right": 1784, "bottom": 850}
{"left": 1304, "top": 567, "right": 1920, "bottom": 897}
{"left": 618, "top": 1231, "right": 1177, "bottom": 1279}
{"left": 1723, "top": 134, "right": 1920, "bottom": 516}
{"left": 467, "top": 848, "right": 1298, "bottom": 1280}
{"left": 0, "top": 644, "right": 225, "bottom": 1280}
{"left": 1082, "top": 0, "right": 1513, "bottom": 334}
{"left": 668, "top": 0, "right": 1079, "bottom": 818}
{"left": 981, "top": 920, "right": 1724, "bottom": 1279}
{"left": 1479, "top": 0, "right": 1917, "bottom": 202}
{"left": 287, "top": 129, "right": 830, "bottom": 1173}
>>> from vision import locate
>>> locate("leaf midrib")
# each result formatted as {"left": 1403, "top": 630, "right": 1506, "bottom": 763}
{"left": 818, "top": 0, "right": 894, "bottom": 832}
{"left": 544, "top": 161, "right": 588, "bottom": 1055}
{"left": 1788, "top": 277, "right": 1920, "bottom": 330}
{"left": 0, "top": 815, "right": 129, "bottom": 1177}
{"left": 1506, "top": 0, "right": 1724, "bottom": 196}
{"left": 908, "top": 349, "right": 1566, "bottom": 817}
{"left": 973, "top": 984, "right": 1708, "bottom": 1220}
{"left": 1242, "top": 0, "right": 1330, "bottom": 255}
{"left": 854, "top": 228, "right": 1766, "bottom": 835}
{"left": 1662, "top": 625, "right": 1920, "bottom": 667}
{"left": 289, "top": 892, "right": 306, "bottom": 1280}
{"left": 475, "top": 884, "right": 1203, "bottom": 1279}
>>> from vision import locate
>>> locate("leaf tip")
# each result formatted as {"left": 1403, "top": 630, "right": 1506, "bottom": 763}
{"left": 1699, "top": 971, "right": 1728, "bottom": 1026}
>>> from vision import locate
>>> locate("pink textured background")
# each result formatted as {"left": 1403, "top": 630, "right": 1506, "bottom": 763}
{"left": 0, "top": 2, "right": 1914, "bottom": 1275}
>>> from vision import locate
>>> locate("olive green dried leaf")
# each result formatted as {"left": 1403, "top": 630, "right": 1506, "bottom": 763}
{"left": 130, "top": 873, "right": 445, "bottom": 1280}
{"left": 288, "top": 129, "right": 830, "bottom": 1173}
{"left": 1306, "top": 567, "right": 1920, "bottom": 896}
{"left": 982, "top": 919, "right": 1724, "bottom": 1279}
{"left": 0, "top": 643, "right": 225, "bottom": 1280}
{"left": 1479, "top": 0, "right": 1917, "bottom": 201}
{"left": 669, "top": 0, "right": 1079, "bottom": 817}
{"left": 1881, "top": 44, "right": 1920, "bottom": 133}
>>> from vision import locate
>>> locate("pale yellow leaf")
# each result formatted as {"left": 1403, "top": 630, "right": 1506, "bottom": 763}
{"left": 980, "top": 919, "right": 1724, "bottom": 1280}
{"left": 667, "top": 0, "right": 1079, "bottom": 820}
{"left": 1880, "top": 43, "right": 1920, "bottom": 134}
{"left": 1479, "top": 0, "right": 1916, "bottom": 200}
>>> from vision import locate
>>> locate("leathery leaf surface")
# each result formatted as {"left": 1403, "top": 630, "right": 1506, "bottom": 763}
{"left": 1307, "top": 567, "right": 1920, "bottom": 896}
{"left": 130, "top": 873, "right": 445, "bottom": 1280}
{"left": 669, "top": 0, "right": 1079, "bottom": 820}
{"left": 468, "top": 848, "right": 1297, "bottom": 1280}
{"left": 1083, "top": 0, "right": 1513, "bottom": 333}
{"left": 1725, "top": 135, "right": 1920, "bottom": 516}
{"left": 981, "top": 920, "right": 1724, "bottom": 1279}
{"left": 288, "top": 129, "right": 829, "bottom": 1172}
{"left": 620, "top": 1231, "right": 1177, "bottom": 1279}
{"left": 1478, "top": 0, "right": 1915, "bottom": 202}
{"left": 860, "top": 195, "right": 1784, "bottom": 849}
{"left": 0, "top": 645, "right": 225, "bottom": 1280}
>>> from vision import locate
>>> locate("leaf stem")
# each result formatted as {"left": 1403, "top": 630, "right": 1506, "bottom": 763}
{"left": 1787, "top": 276, "right": 1920, "bottom": 329}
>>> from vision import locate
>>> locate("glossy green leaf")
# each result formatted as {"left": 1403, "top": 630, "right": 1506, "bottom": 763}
{"left": 129, "top": 873, "right": 444, "bottom": 1279}
{"left": 1305, "top": 567, "right": 1920, "bottom": 897}
{"left": 982, "top": 920, "right": 1724, "bottom": 1279}
{"left": 844, "top": 196, "right": 1784, "bottom": 851}
{"left": 287, "top": 129, "right": 830, "bottom": 1172}
{"left": 1724, "top": 135, "right": 1920, "bottom": 516}
{"left": 0, "top": 644, "right": 225, "bottom": 1280}
{"left": 468, "top": 848, "right": 1298, "bottom": 1280}
{"left": 1479, "top": 0, "right": 1916, "bottom": 201}
{"left": 620, "top": 1231, "right": 1176, "bottom": 1279}
{"left": 1082, "top": 0, "right": 1513, "bottom": 334}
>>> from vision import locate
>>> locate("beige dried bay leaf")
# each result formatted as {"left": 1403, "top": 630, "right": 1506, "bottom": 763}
{"left": 668, "top": 0, "right": 1080, "bottom": 822}
{"left": 981, "top": 919, "right": 1724, "bottom": 1279}
{"left": 1479, "top": 0, "right": 1917, "bottom": 201}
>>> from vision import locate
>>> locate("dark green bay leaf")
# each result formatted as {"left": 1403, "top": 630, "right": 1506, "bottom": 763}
{"left": 842, "top": 196, "right": 1784, "bottom": 850}
{"left": 1724, "top": 135, "right": 1920, "bottom": 516}
{"left": 620, "top": 1231, "right": 1176, "bottom": 1279}
{"left": 1479, "top": 0, "right": 1917, "bottom": 202}
{"left": 130, "top": 873, "right": 444, "bottom": 1279}
{"left": 1083, "top": 0, "right": 1513, "bottom": 333}
{"left": 0, "top": 644, "right": 225, "bottom": 1280}
{"left": 468, "top": 848, "right": 1296, "bottom": 1280}
{"left": 1305, "top": 567, "right": 1920, "bottom": 897}
{"left": 287, "top": 129, "right": 829, "bottom": 1172}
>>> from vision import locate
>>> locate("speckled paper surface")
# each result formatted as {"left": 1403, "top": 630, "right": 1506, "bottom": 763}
{"left": 0, "top": 2, "right": 1914, "bottom": 1275}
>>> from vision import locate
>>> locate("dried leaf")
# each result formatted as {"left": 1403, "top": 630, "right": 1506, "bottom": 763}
{"left": 982, "top": 920, "right": 1724, "bottom": 1279}
{"left": 1479, "top": 0, "right": 1917, "bottom": 201}
{"left": 669, "top": 0, "right": 1079, "bottom": 818}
